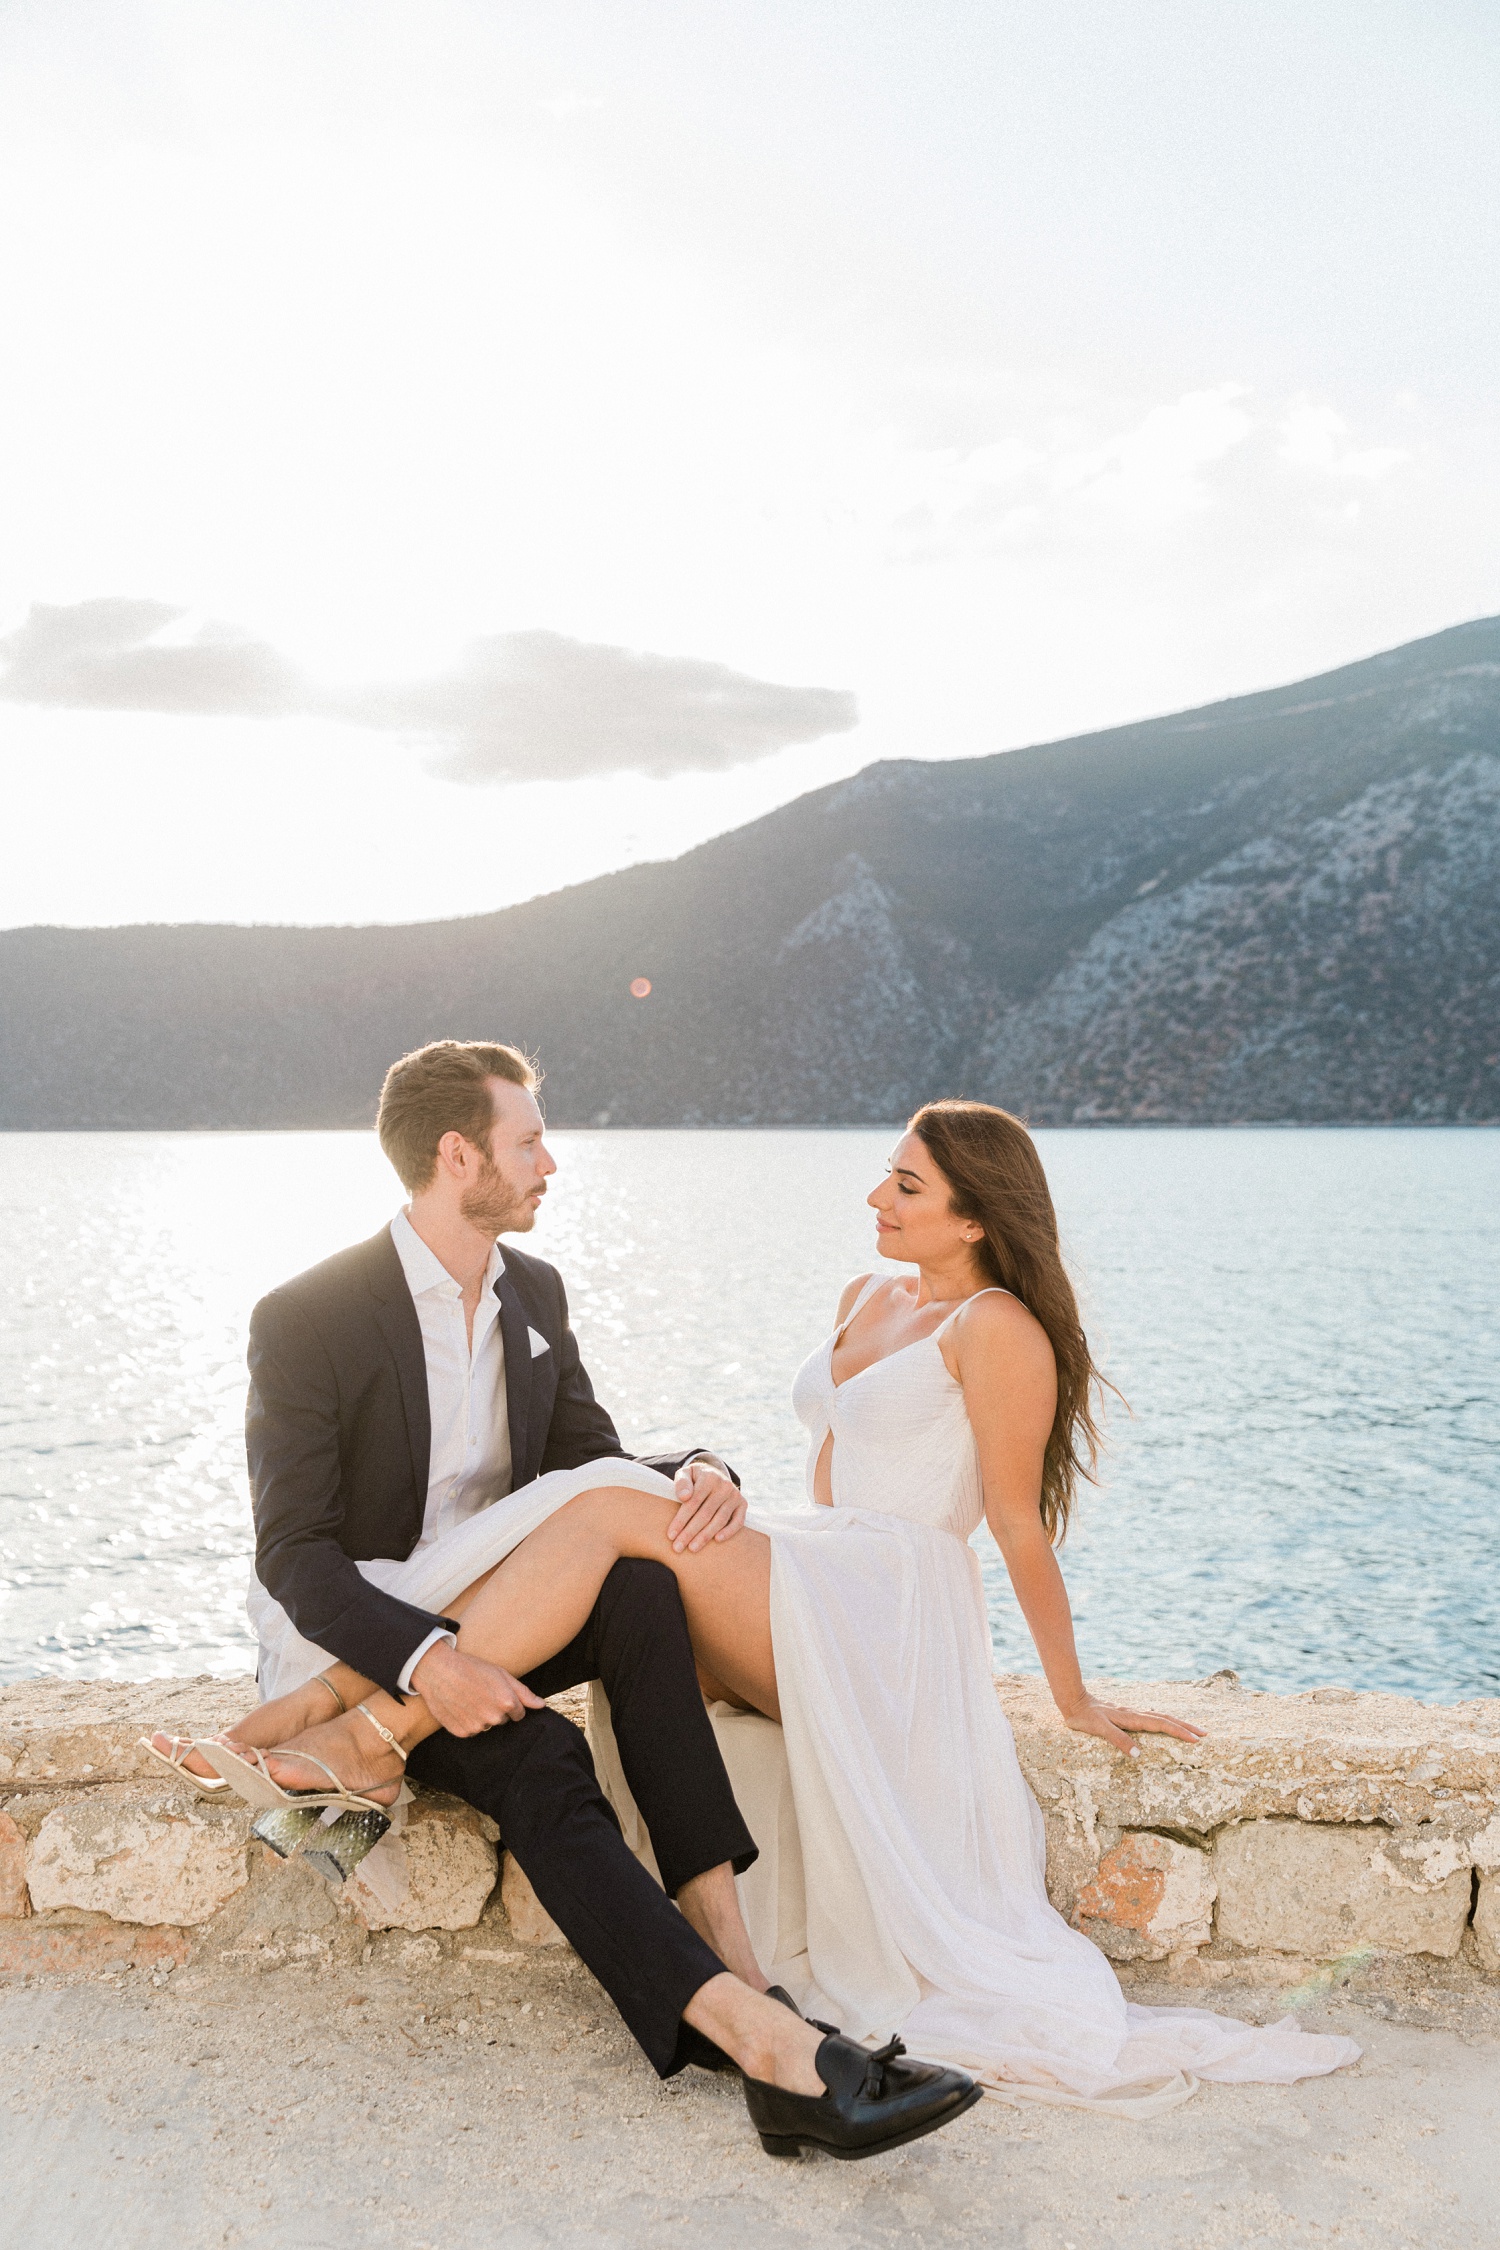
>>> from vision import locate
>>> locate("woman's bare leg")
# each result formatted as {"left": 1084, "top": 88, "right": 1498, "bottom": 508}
{"left": 145, "top": 1560, "right": 511, "bottom": 1788}
{"left": 216, "top": 1565, "right": 504, "bottom": 1752}
{"left": 452, "top": 1487, "right": 777, "bottom": 1714}
{"left": 149, "top": 1666, "right": 376, "bottom": 1783}
{"left": 251, "top": 1484, "right": 775, "bottom": 1798}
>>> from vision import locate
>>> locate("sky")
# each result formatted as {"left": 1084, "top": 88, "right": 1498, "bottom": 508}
{"left": 2, "top": 0, "right": 1497, "bottom": 930}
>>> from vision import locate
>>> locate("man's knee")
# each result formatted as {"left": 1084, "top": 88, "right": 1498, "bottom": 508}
{"left": 600, "top": 1555, "right": 685, "bottom": 1621}
{"left": 490, "top": 1704, "right": 593, "bottom": 1780}
{"left": 413, "top": 1704, "right": 592, "bottom": 1803}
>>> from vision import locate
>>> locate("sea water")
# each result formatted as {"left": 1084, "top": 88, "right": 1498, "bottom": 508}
{"left": 0, "top": 1128, "right": 1495, "bottom": 1697}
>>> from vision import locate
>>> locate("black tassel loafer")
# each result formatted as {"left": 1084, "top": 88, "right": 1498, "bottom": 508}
{"left": 743, "top": 2032, "right": 980, "bottom": 2160}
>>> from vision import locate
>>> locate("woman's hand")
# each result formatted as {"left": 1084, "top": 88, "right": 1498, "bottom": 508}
{"left": 1061, "top": 1698, "right": 1206, "bottom": 1756}
{"left": 668, "top": 1458, "right": 748, "bottom": 1552}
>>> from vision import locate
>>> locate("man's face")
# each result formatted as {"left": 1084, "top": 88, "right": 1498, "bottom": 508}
{"left": 459, "top": 1079, "right": 557, "bottom": 1236}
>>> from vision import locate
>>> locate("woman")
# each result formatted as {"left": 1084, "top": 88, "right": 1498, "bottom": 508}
{"left": 162, "top": 1101, "right": 1357, "bottom": 2108}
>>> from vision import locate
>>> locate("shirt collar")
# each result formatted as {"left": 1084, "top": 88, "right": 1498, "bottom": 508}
{"left": 390, "top": 1209, "right": 504, "bottom": 1302}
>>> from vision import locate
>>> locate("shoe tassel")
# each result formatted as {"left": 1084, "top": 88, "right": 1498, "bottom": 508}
{"left": 860, "top": 2035, "right": 907, "bottom": 2099}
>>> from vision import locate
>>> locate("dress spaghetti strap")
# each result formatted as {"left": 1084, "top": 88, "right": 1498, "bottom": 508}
{"left": 934, "top": 1285, "right": 1013, "bottom": 1336}
{"left": 832, "top": 1272, "right": 888, "bottom": 1342}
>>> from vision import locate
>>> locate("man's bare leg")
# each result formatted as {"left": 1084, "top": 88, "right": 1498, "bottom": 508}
{"left": 686, "top": 1976, "right": 826, "bottom": 2093}
{"left": 678, "top": 1864, "right": 769, "bottom": 1992}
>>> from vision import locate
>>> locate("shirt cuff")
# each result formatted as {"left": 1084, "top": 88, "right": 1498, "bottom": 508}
{"left": 398, "top": 1627, "right": 457, "bottom": 1696}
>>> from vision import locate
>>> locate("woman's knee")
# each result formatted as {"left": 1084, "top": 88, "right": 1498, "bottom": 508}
{"left": 563, "top": 1485, "right": 676, "bottom": 1558}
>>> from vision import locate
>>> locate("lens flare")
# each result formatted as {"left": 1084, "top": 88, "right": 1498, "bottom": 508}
{"left": 629, "top": 977, "right": 652, "bottom": 998}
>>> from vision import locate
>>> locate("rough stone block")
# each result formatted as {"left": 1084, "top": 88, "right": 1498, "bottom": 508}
{"left": 0, "top": 1812, "right": 29, "bottom": 1918}
{"left": 1037, "top": 1809, "right": 1103, "bottom": 1923}
{"left": 0, "top": 1922, "right": 188, "bottom": 1979}
{"left": 1075, "top": 1831, "right": 1216, "bottom": 1961}
{"left": 26, "top": 1791, "right": 249, "bottom": 1927}
{"left": 344, "top": 1797, "right": 499, "bottom": 1933}
{"left": 1470, "top": 1814, "right": 1500, "bottom": 1872}
{"left": 205, "top": 1836, "right": 369, "bottom": 1973}
{"left": 1473, "top": 1872, "right": 1500, "bottom": 1978}
{"left": 501, "top": 1851, "right": 567, "bottom": 1946}
{"left": 0, "top": 1676, "right": 254, "bottom": 1789}
{"left": 999, "top": 1675, "right": 1500, "bottom": 1853}
{"left": 1215, "top": 1819, "right": 1472, "bottom": 1958}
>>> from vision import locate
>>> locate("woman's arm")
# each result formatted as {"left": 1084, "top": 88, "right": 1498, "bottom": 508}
{"left": 950, "top": 1298, "right": 1203, "bottom": 1754}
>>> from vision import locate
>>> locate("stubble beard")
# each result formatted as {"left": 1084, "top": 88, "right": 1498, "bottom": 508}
{"left": 460, "top": 1151, "right": 535, "bottom": 1238}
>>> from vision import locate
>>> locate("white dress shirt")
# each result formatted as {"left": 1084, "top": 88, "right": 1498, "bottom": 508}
{"left": 390, "top": 1208, "right": 513, "bottom": 1691}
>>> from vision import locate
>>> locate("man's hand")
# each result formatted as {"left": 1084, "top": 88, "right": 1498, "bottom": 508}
{"left": 409, "top": 1639, "right": 545, "bottom": 1736}
{"left": 667, "top": 1457, "right": 747, "bottom": 1553}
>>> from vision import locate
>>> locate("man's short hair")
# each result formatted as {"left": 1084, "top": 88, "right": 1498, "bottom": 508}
{"left": 377, "top": 1040, "right": 539, "bottom": 1191}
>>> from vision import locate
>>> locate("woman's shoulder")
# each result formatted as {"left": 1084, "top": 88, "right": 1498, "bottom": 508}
{"left": 834, "top": 1270, "right": 906, "bottom": 1328}
{"left": 834, "top": 1272, "right": 876, "bottom": 1322}
{"left": 951, "top": 1287, "right": 1053, "bottom": 1369}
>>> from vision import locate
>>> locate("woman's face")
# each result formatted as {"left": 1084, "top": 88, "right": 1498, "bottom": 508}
{"left": 867, "top": 1132, "right": 980, "bottom": 1268}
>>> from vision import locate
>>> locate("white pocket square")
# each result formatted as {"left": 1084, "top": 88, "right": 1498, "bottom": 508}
{"left": 527, "top": 1326, "right": 551, "bottom": 1359}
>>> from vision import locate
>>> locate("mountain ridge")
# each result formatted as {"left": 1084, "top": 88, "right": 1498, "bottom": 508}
{"left": 4, "top": 614, "right": 1497, "bottom": 1127}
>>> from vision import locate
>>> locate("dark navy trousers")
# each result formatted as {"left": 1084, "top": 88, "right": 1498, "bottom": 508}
{"left": 407, "top": 1558, "right": 756, "bottom": 2076}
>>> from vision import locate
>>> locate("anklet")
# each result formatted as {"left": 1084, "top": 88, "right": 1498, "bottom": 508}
{"left": 313, "top": 1673, "right": 348, "bottom": 1717}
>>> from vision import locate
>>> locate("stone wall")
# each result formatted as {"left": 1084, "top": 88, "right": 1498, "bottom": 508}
{"left": 2, "top": 1672, "right": 1496, "bottom": 1985}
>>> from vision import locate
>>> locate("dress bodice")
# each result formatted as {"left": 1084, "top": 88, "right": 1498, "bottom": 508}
{"left": 790, "top": 1276, "right": 1003, "bottom": 1539}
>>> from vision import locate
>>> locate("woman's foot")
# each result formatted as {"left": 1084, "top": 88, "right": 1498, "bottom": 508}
{"left": 145, "top": 1733, "right": 223, "bottom": 1784}
{"left": 148, "top": 1674, "right": 349, "bottom": 1785}
{"left": 228, "top": 1707, "right": 406, "bottom": 1806}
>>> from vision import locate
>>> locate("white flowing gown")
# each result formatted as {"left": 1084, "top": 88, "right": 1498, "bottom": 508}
{"left": 593, "top": 1276, "right": 1360, "bottom": 2113}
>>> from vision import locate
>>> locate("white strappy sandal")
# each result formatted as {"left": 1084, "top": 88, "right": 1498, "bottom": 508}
{"left": 199, "top": 1701, "right": 407, "bottom": 1816}
{"left": 137, "top": 1734, "right": 233, "bottom": 1799}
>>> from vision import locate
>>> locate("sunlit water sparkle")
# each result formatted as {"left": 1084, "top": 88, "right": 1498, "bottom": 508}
{"left": 1, "top": 1128, "right": 1495, "bottom": 1698}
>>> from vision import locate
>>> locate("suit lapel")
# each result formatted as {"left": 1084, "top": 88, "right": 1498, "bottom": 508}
{"left": 364, "top": 1228, "right": 431, "bottom": 1504}
{"left": 495, "top": 1259, "right": 533, "bottom": 1485}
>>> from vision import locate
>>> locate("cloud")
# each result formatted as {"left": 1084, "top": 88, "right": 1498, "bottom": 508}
{"left": 874, "top": 383, "right": 1413, "bottom": 566}
{"left": 0, "top": 598, "right": 311, "bottom": 716}
{"left": 350, "top": 630, "right": 858, "bottom": 781}
{"left": 1277, "top": 400, "right": 1408, "bottom": 482}
{"left": 0, "top": 602, "right": 858, "bottom": 781}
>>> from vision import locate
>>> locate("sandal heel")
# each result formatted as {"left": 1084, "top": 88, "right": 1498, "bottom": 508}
{"left": 300, "top": 1806, "right": 392, "bottom": 1885}
{"left": 250, "top": 1805, "right": 326, "bottom": 1860}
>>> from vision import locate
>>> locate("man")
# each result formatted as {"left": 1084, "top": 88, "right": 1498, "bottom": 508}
{"left": 246, "top": 1039, "right": 977, "bottom": 2160}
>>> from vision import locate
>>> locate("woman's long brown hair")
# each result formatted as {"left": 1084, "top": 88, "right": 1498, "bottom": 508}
{"left": 909, "top": 1099, "right": 1111, "bottom": 1545}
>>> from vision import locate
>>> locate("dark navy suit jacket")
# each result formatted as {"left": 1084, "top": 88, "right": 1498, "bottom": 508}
{"left": 247, "top": 1226, "right": 728, "bottom": 1696}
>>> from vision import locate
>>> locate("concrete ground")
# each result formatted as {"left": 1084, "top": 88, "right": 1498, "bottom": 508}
{"left": 2, "top": 1944, "right": 1497, "bottom": 2250}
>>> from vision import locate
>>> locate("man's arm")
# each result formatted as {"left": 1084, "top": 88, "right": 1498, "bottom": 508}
{"left": 247, "top": 1293, "right": 456, "bottom": 1697}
